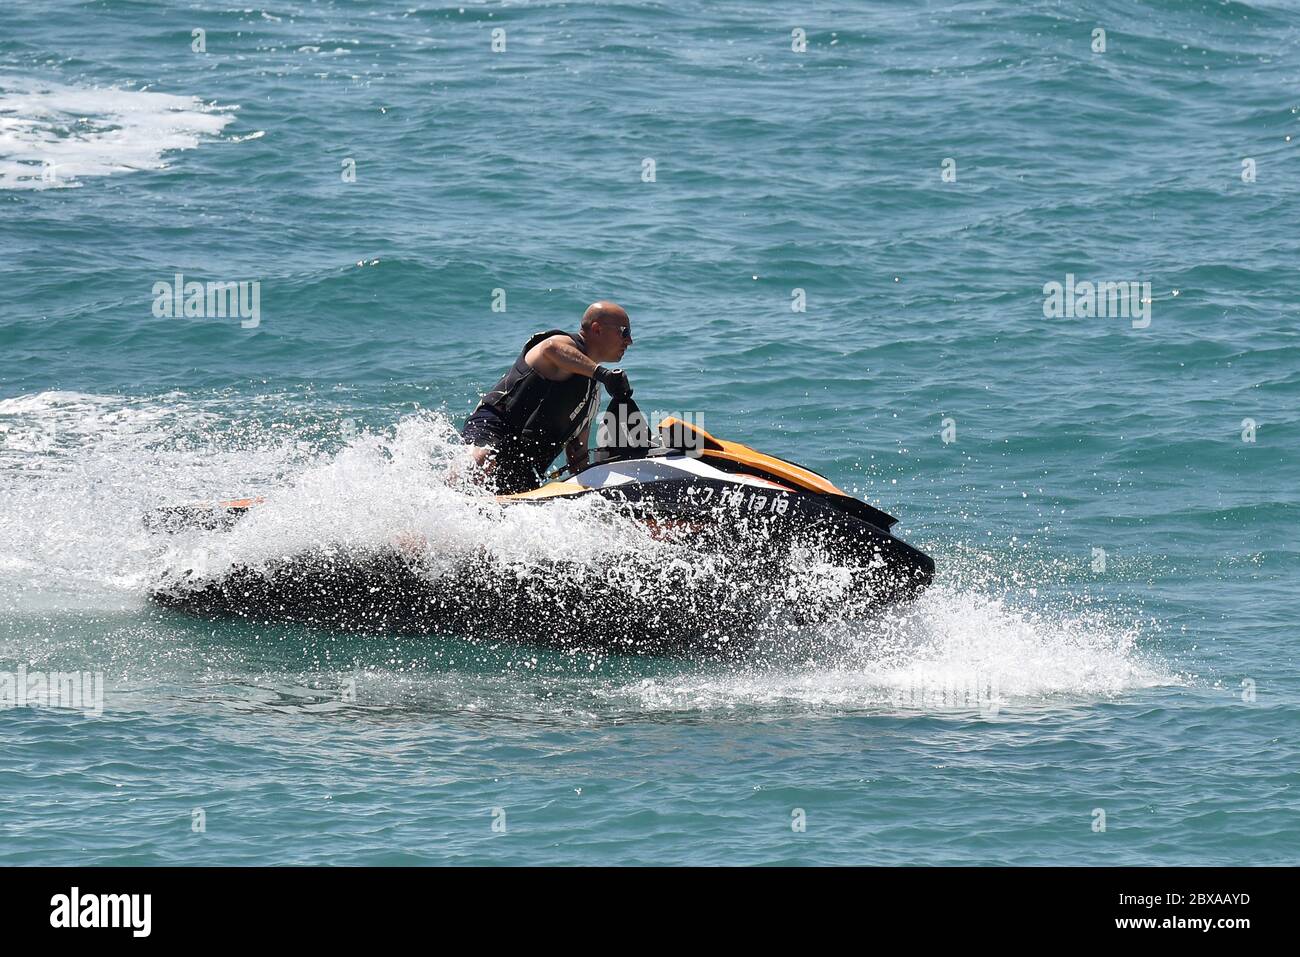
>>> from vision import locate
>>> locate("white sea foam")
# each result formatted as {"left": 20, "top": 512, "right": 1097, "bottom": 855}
{"left": 0, "top": 390, "right": 648, "bottom": 608}
{"left": 0, "top": 78, "right": 235, "bottom": 189}
{"left": 162, "top": 410, "right": 650, "bottom": 582}
{"left": 606, "top": 584, "right": 1171, "bottom": 713}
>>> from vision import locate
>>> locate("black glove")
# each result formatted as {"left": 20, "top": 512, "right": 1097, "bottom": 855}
{"left": 594, "top": 366, "right": 633, "bottom": 398}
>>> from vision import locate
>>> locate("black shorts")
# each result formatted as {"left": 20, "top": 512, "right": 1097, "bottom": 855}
{"left": 461, "top": 406, "right": 558, "bottom": 494}
{"left": 461, "top": 404, "right": 513, "bottom": 448}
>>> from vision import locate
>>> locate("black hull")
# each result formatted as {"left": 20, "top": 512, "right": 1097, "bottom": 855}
{"left": 149, "top": 502, "right": 933, "bottom": 658}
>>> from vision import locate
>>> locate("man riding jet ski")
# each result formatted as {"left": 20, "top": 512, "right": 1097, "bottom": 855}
{"left": 461, "top": 300, "right": 635, "bottom": 494}
{"left": 145, "top": 305, "right": 934, "bottom": 653}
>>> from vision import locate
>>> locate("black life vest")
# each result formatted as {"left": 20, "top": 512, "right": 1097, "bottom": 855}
{"left": 476, "top": 329, "right": 599, "bottom": 451}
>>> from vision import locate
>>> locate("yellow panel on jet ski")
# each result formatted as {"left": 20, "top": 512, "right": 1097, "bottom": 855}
{"left": 658, "top": 417, "right": 847, "bottom": 498}
{"left": 498, "top": 480, "right": 586, "bottom": 502}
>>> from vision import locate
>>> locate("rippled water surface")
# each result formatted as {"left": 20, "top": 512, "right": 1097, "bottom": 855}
{"left": 1, "top": 0, "right": 1297, "bottom": 864}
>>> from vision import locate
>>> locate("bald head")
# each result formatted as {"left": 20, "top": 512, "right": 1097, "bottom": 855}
{"left": 580, "top": 301, "right": 629, "bottom": 332}
{"left": 579, "top": 300, "right": 633, "bottom": 363}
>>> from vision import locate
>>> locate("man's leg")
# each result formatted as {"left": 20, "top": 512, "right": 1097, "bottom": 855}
{"left": 460, "top": 408, "right": 550, "bottom": 493}
{"left": 466, "top": 443, "right": 497, "bottom": 484}
{"left": 460, "top": 407, "right": 511, "bottom": 489}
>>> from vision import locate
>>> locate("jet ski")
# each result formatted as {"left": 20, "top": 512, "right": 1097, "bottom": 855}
{"left": 147, "top": 397, "right": 935, "bottom": 656}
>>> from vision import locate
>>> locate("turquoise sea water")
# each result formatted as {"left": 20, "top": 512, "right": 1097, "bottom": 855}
{"left": 1, "top": 0, "right": 1298, "bottom": 865}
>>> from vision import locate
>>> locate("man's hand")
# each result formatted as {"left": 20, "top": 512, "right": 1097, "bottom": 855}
{"left": 594, "top": 366, "right": 633, "bottom": 398}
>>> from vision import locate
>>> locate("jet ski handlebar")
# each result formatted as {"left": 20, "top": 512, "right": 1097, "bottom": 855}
{"left": 547, "top": 394, "right": 659, "bottom": 481}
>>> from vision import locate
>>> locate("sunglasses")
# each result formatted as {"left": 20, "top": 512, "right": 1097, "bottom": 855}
{"left": 605, "top": 323, "right": 632, "bottom": 341}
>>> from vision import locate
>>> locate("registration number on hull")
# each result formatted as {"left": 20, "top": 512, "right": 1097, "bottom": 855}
{"left": 686, "top": 485, "right": 791, "bottom": 515}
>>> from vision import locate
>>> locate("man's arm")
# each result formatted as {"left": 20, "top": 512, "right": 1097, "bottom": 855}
{"left": 527, "top": 335, "right": 599, "bottom": 380}
{"left": 528, "top": 333, "right": 633, "bottom": 397}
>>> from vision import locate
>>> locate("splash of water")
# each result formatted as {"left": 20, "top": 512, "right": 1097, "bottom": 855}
{"left": 0, "top": 390, "right": 1171, "bottom": 709}
{"left": 606, "top": 582, "right": 1170, "bottom": 714}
